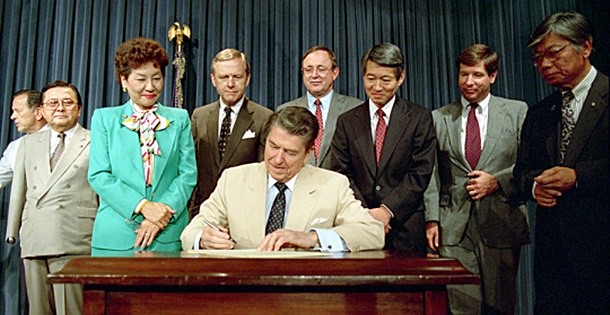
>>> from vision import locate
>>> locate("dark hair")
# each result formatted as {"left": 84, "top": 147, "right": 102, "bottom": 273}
{"left": 360, "top": 43, "right": 404, "bottom": 79}
{"left": 301, "top": 45, "right": 338, "bottom": 69}
{"left": 114, "top": 37, "right": 169, "bottom": 84}
{"left": 262, "top": 106, "right": 319, "bottom": 150}
{"left": 528, "top": 12, "right": 594, "bottom": 49}
{"left": 41, "top": 80, "right": 83, "bottom": 105}
{"left": 12, "top": 89, "right": 41, "bottom": 110}
{"left": 211, "top": 48, "right": 251, "bottom": 75}
{"left": 457, "top": 44, "right": 500, "bottom": 75}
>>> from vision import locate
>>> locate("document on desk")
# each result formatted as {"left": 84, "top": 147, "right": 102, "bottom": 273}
{"left": 187, "top": 249, "right": 333, "bottom": 258}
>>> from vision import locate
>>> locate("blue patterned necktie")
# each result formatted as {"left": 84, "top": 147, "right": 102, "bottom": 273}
{"left": 266, "top": 182, "right": 288, "bottom": 235}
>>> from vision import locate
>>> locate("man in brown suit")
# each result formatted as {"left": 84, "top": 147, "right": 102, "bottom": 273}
{"left": 190, "top": 48, "right": 272, "bottom": 217}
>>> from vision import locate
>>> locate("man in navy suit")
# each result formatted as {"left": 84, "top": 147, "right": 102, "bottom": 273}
{"left": 331, "top": 43, "right": 436, "bottom": 255}
{"left": 514, "top": 12, "right": 609, "bottom": 314}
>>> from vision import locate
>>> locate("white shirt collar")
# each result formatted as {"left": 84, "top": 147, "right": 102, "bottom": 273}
{"left": 219, "top": 97, "right": 245, "bottom": 114}
{"left": 267, "top": 172, "right": 299, "bottom": 192}
{"left": 306, "top": 90, "right": 334, "bottom": 109}
{"left": 368, "top": 95, "right": 397, "bottom": 120}
{"left": 460, "top": 93, "right": 491, "bottom": 113}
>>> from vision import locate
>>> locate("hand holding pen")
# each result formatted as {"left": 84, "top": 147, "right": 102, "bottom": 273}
{"left": 200, "top": 220, "right": 237, "bottom": 249}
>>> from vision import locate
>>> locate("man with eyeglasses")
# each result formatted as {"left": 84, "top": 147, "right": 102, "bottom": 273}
{"left": 6, "top": 80, "right": 98, "bottom": 315}
{"left": 278, "top": 46, "right": 361, "bottom": 169}
{"left": 514, "top": 12, "right": 609, "bottom": 313}
{"left": 189, "top": 48, "right": 272, "bottom": 218}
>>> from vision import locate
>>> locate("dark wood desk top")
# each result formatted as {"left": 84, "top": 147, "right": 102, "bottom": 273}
{"left": 48, "top": 251, "right": 479, "bottom": 287}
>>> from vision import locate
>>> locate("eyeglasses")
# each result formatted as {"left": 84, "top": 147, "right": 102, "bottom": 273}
{"left": 531, "top": 43, "right": 571, "bottom": 67}
{"left": 43, "top": 99, "right": 78, "bottom": 110}
{"left": 302, "top": 66, "right": 332, "bottom": 77}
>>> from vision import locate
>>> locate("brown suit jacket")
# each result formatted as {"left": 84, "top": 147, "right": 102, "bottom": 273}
{"left": 189, "top": 98, "right": 272, "bottom": 217}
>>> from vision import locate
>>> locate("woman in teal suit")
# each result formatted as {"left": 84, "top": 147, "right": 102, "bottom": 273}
{"left": 88, "top": 37, "right": 196, "bottom": 255}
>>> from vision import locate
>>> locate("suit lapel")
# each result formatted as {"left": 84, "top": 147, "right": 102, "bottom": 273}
{"left": 290, "top": 97, "right": 317, "bottom": 166}
{"left": 545, "top": 93, "right": 563, "bottom": 164}
{"left": 152, "top": 105, "right": 177, "bottom": 191}
{"left": 444, "top": 102, "right": 471, "bottom": 171}
{"left": 564, "top": 73, "right": 609, "bottom": 165}
{"left": 245, "top": 163, "right": 270, "bottom": 241}
{"left": 118, "top": 102, "right": 145, "bottom": 177}
{"left": 42, "top": 125, "right": 89, "bottom": 197}
{"left": 221, "top": 99, "right": 254, "bottom": 169}
{"left": 205, "top": 103, "right": 221, "bottom": 168}
{"left": 477, "top": 97, "right": 505, "bottom": 168}
{"left": 377, "top": 100, "right": 409, "bottom": 174}
{"left": 353, "top": 106, "right": 376, "bottom": 177}
{"left": 284, "top": 165, "right": 317, "bottom": 231}
{"left": 318, "top": 94, "right": 344, "bottom": 166}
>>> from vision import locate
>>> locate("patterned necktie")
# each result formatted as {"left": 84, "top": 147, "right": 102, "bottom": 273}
{"left": 266, "top": 182, "right": 288, "bottom": 235}
{"left": 375, "top": 109, "right": 387, "bottom": 165}
{"left": 314, "top": 99, "right": 324, "bottom": 161}
{"left": 559, "top": 91, "right": 576, "bottom": 163}
{"left": 50, "top": 133, "right": 65, "bottom": 171}
{"left": 465, "top": 103, "right": 481, "bottom": 170}
{"left": 218, "top": 106, "right": 232, "bottom": 160}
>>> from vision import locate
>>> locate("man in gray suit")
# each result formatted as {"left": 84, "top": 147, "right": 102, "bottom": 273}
{"left": 424, "top": 44, "right": 530, "bottom": 314}
{"left": 278, "top": 46, "right": 361, "bottom": 169}
{"left": 6, "top": 81, "right": 98, "bottom": 315}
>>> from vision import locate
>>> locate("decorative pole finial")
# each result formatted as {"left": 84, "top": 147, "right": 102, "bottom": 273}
{"left": 168, "top": 22, "right": 191, "bottom": 108}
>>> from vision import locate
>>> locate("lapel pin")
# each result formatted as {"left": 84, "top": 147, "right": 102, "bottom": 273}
{"left": 591, "top": 102, "right": 596, "bottom": 107}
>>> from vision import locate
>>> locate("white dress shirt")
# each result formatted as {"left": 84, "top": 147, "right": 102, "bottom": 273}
{"left": 218, "top": 97, "right": 245, "bottom": 136}
{"left": 306, "top": 90, "right": 334, "bottom": 128}
{"left": 460, "top": 93, "right": 491, "bottom": 156}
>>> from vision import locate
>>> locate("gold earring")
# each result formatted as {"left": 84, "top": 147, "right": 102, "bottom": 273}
{"left": 122, "top": 86, "right": 127, "bottom": 92}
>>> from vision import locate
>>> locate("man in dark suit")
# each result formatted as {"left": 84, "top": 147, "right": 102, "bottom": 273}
{"left": 190, "top": 48, "right": 272, "bottom": 217}
{"left": 425, "top": 44, "right": 530, "bottom": 314}
{"left": 331, "top": 43, "right": 436, "bottom": 255}
{"left": 514, "top": 12, "right": 609, "bottom": 314}
{"left": 278, "top": 46, "right": 361, "bottom": 169}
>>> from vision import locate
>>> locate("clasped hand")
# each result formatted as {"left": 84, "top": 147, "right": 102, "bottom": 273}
{"left": 533, "top": 166, "right": 576, "bottom": 207}
{"left": 140, "top": 201, "right": 175, "bottom": 229}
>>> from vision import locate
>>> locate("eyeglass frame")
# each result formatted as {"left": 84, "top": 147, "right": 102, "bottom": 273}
{"left": 301, "top": 65, "right": 335, "bottom": 77}
{"left": 531, "top": 43, "right": 572, "bottom": 67}
{"left": 43, "top": 98, "right": 79, "bottom": 110}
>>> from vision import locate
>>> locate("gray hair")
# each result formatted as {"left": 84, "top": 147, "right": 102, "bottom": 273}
{"left": 360, "top": 43, "right": 404, "bottom": 79}
{"left": 528, "top": 12, "right": 593, "bottom": 49}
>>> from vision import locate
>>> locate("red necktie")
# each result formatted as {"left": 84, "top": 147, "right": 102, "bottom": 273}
{"left": 375, "top": 109, "right": 386, "bottom": 165}
{"left": 465, "top": 103, "right": 481, "bottom": 170}
{"left": 314, "top": 99, "right": 323, "bottom": 160}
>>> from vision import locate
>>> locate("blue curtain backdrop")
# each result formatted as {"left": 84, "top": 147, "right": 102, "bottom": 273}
{"left": 1, "top": 0, "right": 609, "bottom": 314}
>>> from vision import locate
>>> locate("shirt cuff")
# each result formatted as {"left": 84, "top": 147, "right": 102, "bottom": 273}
{"left": 380, "top": 204, "right": 395, "bottom": 218}
{"left": 311, "top": 228, "right": 348, "bottom": 252}
{"left": 193, "top": 230, "right": 203, "bottom": 250}
{"left": 531, "top": 182, "right": 537, "bottom": 200}
{"left": 134, "top": 199, "right": 148, "bottom": 214}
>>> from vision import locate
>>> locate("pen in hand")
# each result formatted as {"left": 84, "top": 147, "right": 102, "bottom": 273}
{"left": 204, "top": 220, "right": 237, "bottom": 244}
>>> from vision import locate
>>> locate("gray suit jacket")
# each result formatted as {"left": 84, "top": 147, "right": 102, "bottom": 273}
{"left": 278, "top": 92, "right": 361, "bottom": 169}
{"left": 6, "top": 124, "right": 98, "bottom": 257}
{"left": 190, "top": 99, "right": 272, "bottom": 217}
{"left": 181, "top": 163, "right": 384, "bottom": 252}
{"left": 425, "top": 96, "right": 530, "bottom": 248}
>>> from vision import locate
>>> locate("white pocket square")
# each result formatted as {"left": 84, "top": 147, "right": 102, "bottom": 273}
{"left": 310, "top": 217, "right": 329, "bottom": 225}
{"left": 242, "top": 130, "right": 256, "bottom": 139}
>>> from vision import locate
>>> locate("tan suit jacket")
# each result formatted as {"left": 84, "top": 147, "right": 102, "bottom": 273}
{"left": 189, "top": 99, "right": 272, "bottom": 217}
{"left": 278, "top": 92, "right": 361, "bottom": 169}
{"left": 6, "top": 124, "right": 98, "bottom": 257}
{"left": 181, "top": 162, "right": 384, "bottom": 252}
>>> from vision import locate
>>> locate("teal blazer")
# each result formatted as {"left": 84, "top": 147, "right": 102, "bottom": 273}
{"left": 88, "top": 101, "right": 197, "bottom": 252}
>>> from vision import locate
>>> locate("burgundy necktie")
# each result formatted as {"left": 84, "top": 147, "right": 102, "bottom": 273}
{"left": 375, "top": 109, "right": 386, "bottom": 165}
{"left": 465, "top": 103, "right": 481, "bottom": 170}
{"left": 314, "top": 99, "right": 323, "bottom": 160}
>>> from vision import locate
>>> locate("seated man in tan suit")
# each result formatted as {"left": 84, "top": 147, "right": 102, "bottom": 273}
{"left": 6, "top": 80, "right": 98, "bottom": 315}
{"left": 181, "top": 106, "right": 384, "bottom": 252}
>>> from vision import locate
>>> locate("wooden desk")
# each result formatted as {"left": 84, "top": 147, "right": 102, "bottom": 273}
{"left": 48, "top": 251, "right": 478, "bottom": 315}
